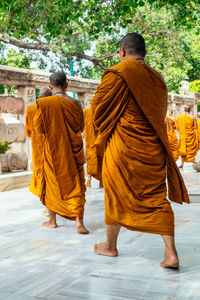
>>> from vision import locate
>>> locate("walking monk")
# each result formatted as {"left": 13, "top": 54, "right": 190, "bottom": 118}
{"left": 91, "top": 33, "right": 189, "bottom": 268}
{"left": 83, "top": 107, "right": 103, "bottom": 188}
{"left": 177, "top": 105, "right": 198, "bottom": 168}
{"left": 25, "top": 87, "right": 52, "bottom": 203}
{"left": 32, "top": 72, "right": 89, "bottom": 233}
{"left": 166, "top": 109, "right": 179, "bottom": 161}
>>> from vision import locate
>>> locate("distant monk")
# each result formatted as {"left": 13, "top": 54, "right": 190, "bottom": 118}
{"left": 197, "top": 112, "right": 200, "bottom": 149}
{"left": 91, "top": 33, "right": 189, "bottom": 268}
{"left": 25, "top": 87, "right": 52, "bottom": 210}
{"left": 33, "top": 72, "right": 89, "bottom": 234}
{"left": 165, "top": 109, "right": 179, "bottom": 161}
{"left": 83, "top": 107, "right": 103, "bottom": 188}
{"left": 177, "top": 105, "right": 198, "bottom": 168}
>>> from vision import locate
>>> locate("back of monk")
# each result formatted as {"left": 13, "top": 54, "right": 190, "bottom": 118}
{"left": 25, "top": 105, "right": 45, "bottom": 197}
{"left": 197, "top": 119, "right": 200, "bottom": 149}
{"left": 33, "top": 95, "right": 86, "bottom": 220}
{"left": 91, "top": 59, "right": 189, "bottom": 235}
{"left": 166, "top": 117, "right": 179, "bottom": 161}
{"left": 83, "top": 107, "right": 102, "bottom": 181}
{"left": 177, "top": 114, "right": 198, "bottom": 162}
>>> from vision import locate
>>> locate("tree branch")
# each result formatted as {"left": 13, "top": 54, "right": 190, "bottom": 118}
{"left": 0, "top": 34, "right": 107, "bottom": 70}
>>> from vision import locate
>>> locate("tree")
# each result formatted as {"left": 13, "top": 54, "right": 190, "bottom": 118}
{"left": 0, "top": 0, "right": 199, "bottom": 69}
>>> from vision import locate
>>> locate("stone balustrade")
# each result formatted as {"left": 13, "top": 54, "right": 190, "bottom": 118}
{"left": 0, "top": 95, "right": 24, "bottom": 114}
{"left": 0, "top": 152, "right": 28, "bottom": 172}
{"left": 0, "top": 123, "right": 25, "bottom": 143}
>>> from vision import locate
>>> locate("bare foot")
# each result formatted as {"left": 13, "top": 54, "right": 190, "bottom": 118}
{"left": 160, "top": 249, "right": 179, "bottom": 269}
{"left": 86, "top": 178, "right": 91, "bottom": 188}
{"left": 179, "top": 164, "right": 184, "bottom": 169}
{"left": 42, "top": 221, "right": 58, "bottom": 228}
{"left": 94, "top": 242, "right": 118, "bottom": 257}
{"left": 76, "top": 224, "right": 89, "bottom": 234}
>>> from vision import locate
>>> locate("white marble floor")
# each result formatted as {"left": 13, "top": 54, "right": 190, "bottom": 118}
{"left": 0, "top": 164, "right": 200, "bottom": 300}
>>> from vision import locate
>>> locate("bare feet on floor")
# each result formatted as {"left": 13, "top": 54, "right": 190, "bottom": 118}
{"left": 99, "top": 181, "right": 103, "bottom": 188}
{"left": 76, "top": 218, "right": 89, "bottom": 234}
{"left": 160, "top": 249, "right": 179, "bottom": 269}
{"left": 179, "top": 164, "right": 184, "bottom": 168}
{"left": 42, "top": 221, "right": 58, "bottom": 228}
{"left": 86, "top": 179, "right": 91, "bottom": 188}
{"left": 94, "top": 242, "right": 118, "bottom": 257}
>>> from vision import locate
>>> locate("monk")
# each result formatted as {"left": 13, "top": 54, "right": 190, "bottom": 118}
{"left": 25, "top": 87, "right": 52, "bottom": 204}
{"left": 197, "top": 112, "right": 200, "bottom": 149}
{"left": 32, "top": 72, "right": 89, "bottom": 234}
{"left": 83, "top": 107, "right": 103, "bottom": 188}
{"left": 91, "top": 33, "right": 189, "bottom": 268}
{"left": 177, "top": 105, "right": 198, "bottom": 168}
{"left": 165, "top": 109, "right": 179, "bottom": 161}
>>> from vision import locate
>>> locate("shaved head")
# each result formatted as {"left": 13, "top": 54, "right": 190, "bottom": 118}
{"left": 39, "top": 87, "right": 52, "bottom": 98}
{"left": 184, "top": 105, "right": 192, "bottom": 113}
{"left": 120, "top": 33, "right": 146, "bottom": 57}
{"left": 49, "top": 72, "right": 67, "bottom": 88}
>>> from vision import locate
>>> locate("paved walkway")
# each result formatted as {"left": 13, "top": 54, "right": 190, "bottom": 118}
{"left": 0, "top": 162, "right": 200, "bottom": 300}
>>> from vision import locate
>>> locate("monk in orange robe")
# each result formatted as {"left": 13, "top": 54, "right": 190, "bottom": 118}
{"left": 32, "top": 72, "right": 89, "bottom": 233}
{"left": 25, "top": 87, "right": 52, "bottom": 217}
{"left": 177, "top": 105, "right": 198, "bottom": 168}
{"left": 165, "top": 109, "right": 179, "bottom": 161}
{"left": 197, "top": 112, "right": 200, "bottom": 149}
{"left": 83, "top": 107, "right": 103, "bottom": 188}
{"left": 91, "top": 33, "right": 189, "bottom": 268}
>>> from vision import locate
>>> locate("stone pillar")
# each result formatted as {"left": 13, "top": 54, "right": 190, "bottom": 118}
{"left": 17, "top": 86, "right": 36, "bottom": 171}
{"left": 77, "top": 92, "right": 94, "bottom": 108}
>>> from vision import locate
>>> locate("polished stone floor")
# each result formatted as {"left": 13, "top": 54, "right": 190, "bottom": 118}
{"left": 0, "top": 162, "right": 200, "bottom": 300}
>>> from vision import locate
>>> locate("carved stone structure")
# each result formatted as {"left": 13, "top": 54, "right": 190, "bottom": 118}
{"left": 0, "top": 152, "right": 28, "bottom": 172}
{"left": 0, "top": 123, "right": 25, "bottom": 143}
{"left": 0, "top": 95, "right": 24, "bottom": 114}
{"left": 168, "top": 93, "right": 197, "bottom": 117}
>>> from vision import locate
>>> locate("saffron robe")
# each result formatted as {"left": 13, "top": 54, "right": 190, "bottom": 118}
{"left": 177, "top": 114, "right": 198, "bottom": 162}
{"left": 166, "top": 117, "right": 179, "bottom": 161}
{"left": 83, "top": 107, "right": 102, "bottom": 181}
{"left": 33, "top": 95, "right": 86, "bottom": 220}
{"left": 197, "top": 120, "right": 200, "bottom": 149}
{"left": 91, "top": 59, "right": 189, "bottom": 236}
{"left": 25, "top": 105, "right": 45, "bottom": 197}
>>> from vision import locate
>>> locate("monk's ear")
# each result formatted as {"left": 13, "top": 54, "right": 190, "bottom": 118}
{"left": 65, "top": 82, "right": 68, "bottom": 89}
{"left": 49, "top": 84, "right": 53, "bottom": 91}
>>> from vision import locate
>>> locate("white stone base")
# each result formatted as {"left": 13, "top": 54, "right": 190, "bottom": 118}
{"left": 0, "top": 171, "right": 32, "bottom": 192}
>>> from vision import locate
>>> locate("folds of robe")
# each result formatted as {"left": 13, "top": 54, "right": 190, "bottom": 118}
{"left": 33, "top": 95, "right": 86, "bottom": 220}
{"left": 177, "top": 114, "right": 198, "bottom": 162}
{"left": 83, "top": 107, "right": 102, "bottom": 181}
{"left": 166, "top": 117, "right": 179, "bottom": 161}
{"left": 91, "top": 58, "right": 189, "bottom": 236}
{"left": 197, "top": 120, "right": 200, "bottom": 149}
{"left": 25, "top": 105, "right": 45, "bottom": 197}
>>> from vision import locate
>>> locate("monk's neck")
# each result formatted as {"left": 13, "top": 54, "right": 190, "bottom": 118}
{"left": 52, "top": 88, "right": 66, "bottom": 95}
{"left": 123, "top": 55, "right": 145, "bottom": 61}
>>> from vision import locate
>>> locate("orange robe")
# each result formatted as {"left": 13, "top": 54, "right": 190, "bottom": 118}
{"left": 83, "top": 107, "right": 102, "bottom": 181}
{"left": 33, "top": 95, "right": 86, "bottom": 220}
{"left": 197, "top": 120, "right": 200, "bottom": 149}
{"left": 166, "top": 117, "right": 179, "bottom": 161}
{"left": 25, "top": 105, "right": 45, "bottom": 197}
{"left": 177, "top": 114, "right": 198, "bottom": 162}
{"left": 91, "top": 58, "right": 189, "bottom": 236}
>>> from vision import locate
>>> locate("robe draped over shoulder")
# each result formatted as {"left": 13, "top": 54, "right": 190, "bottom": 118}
{"left": 33, "top": 95, "right": 86, "bottom": 220}
{"left": 166, "top": 117, "right": 179, "bottom": 161}
{"left": 91, "top": 58, "right": 189, "bottom": 235}
{"left": 197, "top": 120, "right": 200, "bottom": 149}
{"left": 83, "top": 107, "right": 102, "bottom": 181}
{"left": 177, "top": 114, "right": 198, "bottom": 162}
{"left": 25, "top": 104, "right": 45, "bottom": 197}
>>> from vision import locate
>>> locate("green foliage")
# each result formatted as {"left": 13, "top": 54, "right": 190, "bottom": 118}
{"left": 0, "top": 142, "right": 11, "bottom": 154}
{"left": 190, "top": 80, "right": 200, "bottom": 93}
{"left": 0, "top": 0, "right": 199, "bottom": 93}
